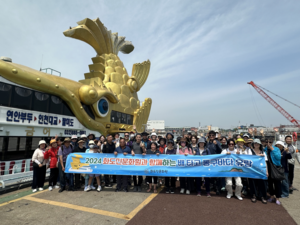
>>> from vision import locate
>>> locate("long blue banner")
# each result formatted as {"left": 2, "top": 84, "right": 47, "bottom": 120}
{"left": 65, "top": 153, "right": 267, "bottom": 179}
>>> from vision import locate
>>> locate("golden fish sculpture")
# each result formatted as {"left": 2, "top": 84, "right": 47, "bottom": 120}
{"left": 0, "top": 18, "right": 152, "bottom": 135}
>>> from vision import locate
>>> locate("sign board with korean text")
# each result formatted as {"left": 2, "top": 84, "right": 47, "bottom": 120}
{"left": 65, "top": 153, "right": 267, "bottom": 179}
{"left": 0, "top": 106, "right": 101, "bottom": 137}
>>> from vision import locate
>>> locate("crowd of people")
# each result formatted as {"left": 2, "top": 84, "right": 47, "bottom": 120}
{"left": 31, "top": 129, "right": 298, "bottom": 206}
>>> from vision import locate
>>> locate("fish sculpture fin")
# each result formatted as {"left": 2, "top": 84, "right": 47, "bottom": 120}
{"left": 63, "top": 18, "right": 134, "bottom": 56}
{"left": 131, "top": 60, "right": 150, "bottom": 92}
{"left": 134, "top": 98, "right": 152, "bottom": 132}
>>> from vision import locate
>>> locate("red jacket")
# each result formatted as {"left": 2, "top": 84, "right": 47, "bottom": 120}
{"left": 44, "top": 147, "right": 59, "bottom": 168}
{"left": 158, "top": 145, "right": 166, "bottom": 154}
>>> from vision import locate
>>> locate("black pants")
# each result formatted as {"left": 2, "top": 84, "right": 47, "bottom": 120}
{"left": 165, "top": 177, "right": 176, "bottom": 188}
{"left": 242, "top": 178, "right": 249, "bottom": 191}
{"left": 32, "top": 165, "right": 46, "bottom": 189}
{"left": 104, "top": 175, "right": 116, "bottom": 185}
{"left": 249, "top": 179, "right": 267, "bottom": 199}
{"left": 74, "top": 173, "right": 85, "bottom": 189}
{"left": 133, "top": 175, "right": 143, "bottom": 186}
{"left": 117, "top": 175, "right": 128, "bottom": 190}
{"left": 180, "top": 177, "right": 192, "bottom": 191}
{"left": 49, "top": 168, "right": 59, "bottom": 187}
{"left": 59, "top": 162, "right": 73, "bottom": 188}
{"left": 289, "top": 164, "right": 294, "bottom": 186}
{"left": 268, "top": 178, "right": 282, "bottom": 198}
{"left": 147, "top": 176, "right": 158, "bottom": 184}
{"left": 212, "top": 178, "right": 221, "bottom": 192}
{"left": 196, "top": 178, "right": 210, "bottom": 193}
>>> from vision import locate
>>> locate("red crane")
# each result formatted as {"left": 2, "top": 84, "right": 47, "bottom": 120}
{"left": 248, "top": 81, "right": 300, "bottom": 129}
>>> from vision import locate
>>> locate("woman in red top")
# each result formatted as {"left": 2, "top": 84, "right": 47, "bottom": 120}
{"left": 157, "top": 138, "right": 166, "bottom": 186}
{"left": 158, "top": 138, "right": 166, "bottom": 154}
{"left": 44, "top": 139, "right": 60, "bottom": 191}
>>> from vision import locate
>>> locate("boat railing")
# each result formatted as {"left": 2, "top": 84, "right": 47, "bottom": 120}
{"left": 0, "top": 164, "right": 50, "bottom": 189}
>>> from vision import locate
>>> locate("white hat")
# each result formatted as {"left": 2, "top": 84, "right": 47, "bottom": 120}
{"left": 81, "top": 134, "right": 87, "bottom": 138}
{"left": 151, "top": 132, "right": 157, "bottom": 137}
{"left": 243, "top": 134, "right": 250, "bottom": 138}
{"left": 275, "top": 141, "right": 285, "bottom": 148}
{"left": 71, "top": 135, "right": 77, "bottom": 140}
{"left": 38, "top": 140, "right": 47, "bottom": 147}
{"left": 88, "top": 140, "right": 95, "bottom": 145}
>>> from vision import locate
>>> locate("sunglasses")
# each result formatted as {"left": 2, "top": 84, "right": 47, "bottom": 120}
{"left": 125, "top": 135, "right": 129, "bottom": 137}
{"left": 267, "top": 141, "right": 273, "bottom": 144}
{"left": 209, "top": 135, "right": 215, "bottom": 137}
{"left": 228, "top": 143, "right": 235, "bottom": 146}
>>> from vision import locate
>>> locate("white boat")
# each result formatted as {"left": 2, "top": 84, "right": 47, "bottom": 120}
{"left": 0, "top": 61, "right": 101, "bottom": 187}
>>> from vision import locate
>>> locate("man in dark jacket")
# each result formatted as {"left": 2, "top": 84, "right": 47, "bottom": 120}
{"left": 131, "top": 133, "right": 146, "bottom": 191}
{"left": 102, "top": 134, "right": 116, "bottom": 187}
{"left": 206, "top": 130, "right": 222, "bottom": 194}
{"left": 141, "top": 132, "right": 151, "bottom": 149}
{"left": 73, "top": 139, "right": 87, "bottom": 189}
{"left": 114, "top": 138, "right": 132, "bottom": 192}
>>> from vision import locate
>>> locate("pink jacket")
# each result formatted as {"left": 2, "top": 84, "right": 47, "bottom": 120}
{"left": 179, "top": 147, "right": 193, "bottom": 155}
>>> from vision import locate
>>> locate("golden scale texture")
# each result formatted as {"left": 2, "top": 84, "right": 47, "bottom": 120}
{"left": 0, "top": 18, "right": 152, "bottom": 135}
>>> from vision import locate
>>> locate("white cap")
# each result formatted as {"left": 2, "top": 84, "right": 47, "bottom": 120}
{"left": 38, "top": 140, "right": 47, "bottom": 146}
{"left": 243, "top": 134, "right": 249, "bottom": 138}
{"left": 151, "top": 132, "right": 157, "bottom": 137}
{"left": 71, "top": 135, "right": 77, "bottom": 139}
{"left": 275, "top": 141, "right": 285, "bottom": 148}
{"left": 81, "top": 134, "right": 87, "bottom": 138}
{"left": 88, "top": 140, "right": 95, "bottom": 145}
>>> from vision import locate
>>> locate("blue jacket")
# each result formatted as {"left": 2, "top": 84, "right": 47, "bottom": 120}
{"left": 206, "top": 140, "right": 222, "bottom": 154}
{"left": 194, "top": 148, "right": 211, "bottom": 156}
{"left": 264, "top": 146, "right": 281, "bottom": 166}
{"left": 115, "top": 145, "right": 131, "bottom": 154}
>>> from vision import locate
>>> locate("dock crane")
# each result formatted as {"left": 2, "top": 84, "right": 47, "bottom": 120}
{"left": 248, "top": 81, "right": 300, "bottom": 129}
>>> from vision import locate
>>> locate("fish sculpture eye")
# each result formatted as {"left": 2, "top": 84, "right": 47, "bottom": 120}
{"left": 97, "top": 97, "right": 109, "bottom": 117}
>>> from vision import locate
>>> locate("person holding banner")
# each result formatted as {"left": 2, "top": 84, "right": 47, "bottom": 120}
{"left": 166, "top": 132, "right": 177, "bottom": 148}
{"left": 236, "top": 138, "right": 251, "bottom": 196}
{"left": 222, "top": 139, "right": 243, "bottom": 201}
{"left": 131, "top": 133, "right": 146, "bottom": 192}
{"left": 141, "top": 132, "right": 151, "bottom": 149}
{"left": 194, "top": 138, "right": 211, "bottom": 197}
{"left": 158, "top": 138, "right": 166, "bottom": 154}
{"left": 146, "top": 142, "right": 160, "bottom": 193}
{"left": 114, "top": 138, "right": 132, "bottom": 192}
{"left": 85, "top": 145, "right": 102, "bottom": 192}
{"left": 179, "top": 138, "right": 193, "bottom": 195}
{"left": 248, "top": 139, "right": 268, "bottom": 204}
{"left": 207, "top": 130, "right": 222, "bottom": 195}
{"left": 102, "top": 134, "right": 116, "bottom": 188}
{"left": 165, "top": 139, "right": 177, "bottom": 194}
{"left": 158, "top": 138, "right": 167, "bottom": 186}
{"left": 58, "top": 138, "right": 74, "bottom": 193}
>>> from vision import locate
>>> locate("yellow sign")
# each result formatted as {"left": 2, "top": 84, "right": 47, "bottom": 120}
{"left": 25, "top": 127, "right": 35, "bottom": 136}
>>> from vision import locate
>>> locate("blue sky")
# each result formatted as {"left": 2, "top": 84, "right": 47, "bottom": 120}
{"left": 1, "top": 0, "right": 300, "bottom": 128}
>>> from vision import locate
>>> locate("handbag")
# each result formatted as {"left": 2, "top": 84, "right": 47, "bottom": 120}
{"left": 268, "top": 150, "right": 285, "bottom": 181}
